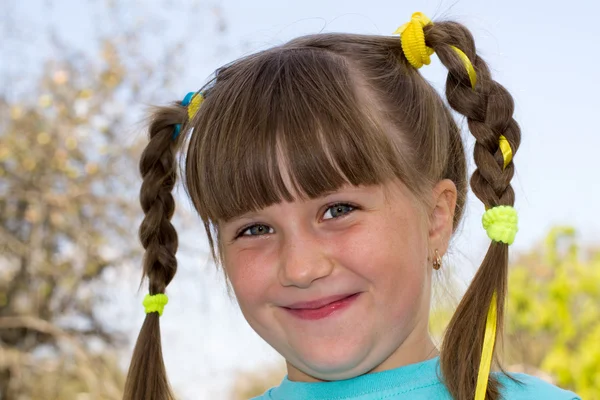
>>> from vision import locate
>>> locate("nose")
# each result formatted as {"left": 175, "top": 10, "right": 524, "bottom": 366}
{"left": 278, "top": 229, "right": 335, "bottom": 288}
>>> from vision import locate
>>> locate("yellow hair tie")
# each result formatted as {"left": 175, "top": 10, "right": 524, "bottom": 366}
{"left": 394, "top": 12, "right": 477, "bottom": 90}
{"left": 143, "top": 293, "right": 168, "bottom": 316}
{"left": 394, "top": 12, "right": 433, "bottom": 69}
{"left": 173, "top": 91, "right": 204, "bottom": 140}
{"left": 482, "top": 205, "right": 518, "bottom": 245}
{"left": 187, "top": 91, "right": 204, "bottom": 120}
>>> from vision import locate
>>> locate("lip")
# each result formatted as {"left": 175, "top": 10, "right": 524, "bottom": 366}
{"left": 283, "top": 293, "right": 361, "bottom": 320}
{"left": 285, "top": 293, "right": 359, "bottom": 310}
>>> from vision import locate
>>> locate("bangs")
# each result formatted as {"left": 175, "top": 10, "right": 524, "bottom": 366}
{"left": 185, "top": 45, "right": 411, "bottom": 226}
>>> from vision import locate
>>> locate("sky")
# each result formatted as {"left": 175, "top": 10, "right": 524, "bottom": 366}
{"left": 5, "top": 0, "right": 600, "bottom": 398}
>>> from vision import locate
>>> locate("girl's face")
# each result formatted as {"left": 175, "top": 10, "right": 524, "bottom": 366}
{"left": 220, "top": 175, "right": 456, "bottom": 382}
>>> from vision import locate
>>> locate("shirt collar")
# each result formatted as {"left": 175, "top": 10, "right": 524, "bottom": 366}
{"left": 268, "top": 356, "right": 441, "bottom": 400}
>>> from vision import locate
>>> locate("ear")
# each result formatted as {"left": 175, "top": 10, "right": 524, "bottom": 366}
{"left": 428, "top": 179, "right": 457, "bottom": 257}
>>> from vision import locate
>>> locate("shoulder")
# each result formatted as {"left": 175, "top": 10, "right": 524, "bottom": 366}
{"left": 495, "top": 372, "right": 581, "bottom": 400}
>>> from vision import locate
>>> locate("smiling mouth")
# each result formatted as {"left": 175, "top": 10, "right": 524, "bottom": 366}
{"left": 282, "top": 293, "right": 361, "bottom": 320}
{"left": 285, "top": 293, "right": 360, "bottom": 310}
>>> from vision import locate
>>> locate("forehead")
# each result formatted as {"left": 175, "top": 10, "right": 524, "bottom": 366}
{"left": 220, "top": 171, "right": 413, "bottom": 223}
{"left": 185, "top": 44, "right": 428, "bottom": 234}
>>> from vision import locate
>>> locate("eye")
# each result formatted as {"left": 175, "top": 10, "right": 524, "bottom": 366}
{"left": 235, "top": 224, "right": 273, "bottom": 239}
{"left": 234, "top": 202, "right": 358, "bottom": 239}
{"left": 322, "top": 202, "right": 356, "bottom": 220}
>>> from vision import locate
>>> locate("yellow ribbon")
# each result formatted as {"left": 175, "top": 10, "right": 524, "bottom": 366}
{"left": 143, "top": 293, "right": 169, "bottom": 316}
{"left": 475, "top": 291, "right": 498, "bottom": 400}
{"left": 499, "top": 135, "right": 512, "bottom": 168}
{"left": 397, "top": 14, "right": 517, "bottom": 399}
{"left": 477, "top": 134, "right": 514, "bottom": 399}
{"left": 394, "top": 12, "right": 477, "bottom": 90}
{"left": 449, "top": 45, "right": 477, "bottom": 89}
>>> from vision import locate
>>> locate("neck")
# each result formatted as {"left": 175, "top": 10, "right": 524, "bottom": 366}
{"left": 365, "top": 332, "right": 439, "bottom": 375}
{"left": 286, "top": 329, "right": 439, "bottom": 383}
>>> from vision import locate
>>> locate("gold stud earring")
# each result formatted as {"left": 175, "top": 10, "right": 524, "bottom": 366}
{"left": 432, "top": 249, "right": 442, "bottom": 270}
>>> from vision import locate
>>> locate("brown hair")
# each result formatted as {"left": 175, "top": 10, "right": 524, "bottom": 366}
{"left": 124, "top": 18, "right": 521, "bottom": 400}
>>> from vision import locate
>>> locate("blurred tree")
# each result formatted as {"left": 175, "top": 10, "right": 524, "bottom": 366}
{"left": 0, "top": 0, "right": 220, "bottom": 398}
{"left": 505, "top": 226, "right": 600, "bottom": 399}
{"left": 0, "top": 39, "right": 139, "bottom": 398}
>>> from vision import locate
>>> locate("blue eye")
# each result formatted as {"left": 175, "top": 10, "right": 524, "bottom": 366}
{"left": 235, "top": 202, "right": 357, "bottom": 239}
{"left": 323, "top": 203, "right": 355, "bottom": 220}
{"left": 236, "top": 224, "right": 271, "bottom": 237}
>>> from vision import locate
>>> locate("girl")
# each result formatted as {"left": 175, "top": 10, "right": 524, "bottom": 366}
{"left": 124, "top": 12, "right": 581, "bottom": 400}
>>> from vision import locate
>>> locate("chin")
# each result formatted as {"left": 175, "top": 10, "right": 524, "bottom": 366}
{"left": 290, "top": 338, "right": 373, "bottom": 379}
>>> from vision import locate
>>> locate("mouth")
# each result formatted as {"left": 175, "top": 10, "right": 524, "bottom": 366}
{"left": 282, "top": 293, "right": 361, "bottom": 320}
{"left": 285, "top": 293, "right": 360, "bottom": 310}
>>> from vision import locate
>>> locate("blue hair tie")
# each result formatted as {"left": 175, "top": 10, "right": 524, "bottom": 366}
{"left": 172, "top": 91, "right": 196, "bottom": 140}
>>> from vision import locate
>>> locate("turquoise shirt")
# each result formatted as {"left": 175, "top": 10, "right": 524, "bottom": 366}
{"left": 251, "top": 356, "right": 580, "bottom": 400}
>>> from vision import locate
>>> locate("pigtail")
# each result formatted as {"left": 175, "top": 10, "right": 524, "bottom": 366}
{"left": 123, "top": 104, "right": 189, "bottom": 400}
{"left": 425, "top": 21, "right": 522, "bottom": 400}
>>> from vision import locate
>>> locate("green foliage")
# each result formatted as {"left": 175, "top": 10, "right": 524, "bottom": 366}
{"left": 506, "top": 226, "right": 600, "bottom": 399}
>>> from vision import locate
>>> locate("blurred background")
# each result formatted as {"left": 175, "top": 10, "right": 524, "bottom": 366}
{"left": 1, "top": 0, "right": 598, "bottom": 399}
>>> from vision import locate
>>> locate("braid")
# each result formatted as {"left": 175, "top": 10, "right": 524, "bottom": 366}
{"left": 139, "top": 115, "right": 179, "bottom": 293}
{"left": 123, "top": 105, "right": 186, "bottom": 400}
{"left": 426, "top": 21, "right": 522, "bottom": 400}
{"left": 427, "top": 22, "right": 520, "bottom": 208}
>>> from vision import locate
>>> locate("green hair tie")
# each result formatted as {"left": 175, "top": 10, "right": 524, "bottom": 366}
{"left": 482, "top": 205, "right": 518, "bottom": 245}
{"left": 143, "top": 293, "right": 168, "bottom": 316}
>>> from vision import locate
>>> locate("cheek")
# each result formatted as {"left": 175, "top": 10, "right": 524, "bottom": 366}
{"left": 223, "top": 248, "right": 273, "bottom": 307}
{"left": 339, "top": 211, "right": 426, "bottom": 271}
{"left": 335, "top": 213, "right": 428, "bottom": 311}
